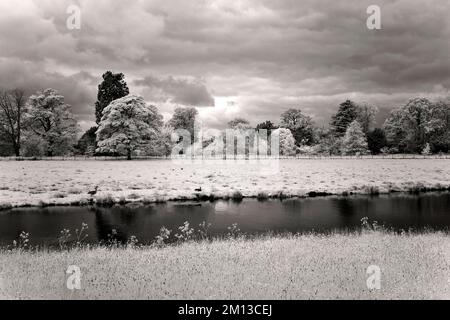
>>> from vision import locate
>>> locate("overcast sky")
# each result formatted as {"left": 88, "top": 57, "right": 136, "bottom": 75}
{"left": 1, "top": 0, "right": 449, "bottom": 131}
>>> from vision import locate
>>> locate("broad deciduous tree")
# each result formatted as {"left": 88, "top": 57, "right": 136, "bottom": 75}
{"left": 26, "top": 88, "right": 78, "bottom": 156}
{"left": 272, "top": 128, "right": 297, "bottom": 156}
{"left": 356, "top": 103, "right": 378, "bottom": 135}
{"left": 383, "top": 98, "right": 450, "bottom": 153}
{"left": 144, "top": 124, "right": 174, "bottom": 157}
{"left": 280, "top": 108, "right": 315, "bottom": 146}
{"left": 425, "top": 100, "right": 450, "bottom": 153}
{"left": 0, "top": 89, "right": 26, "bottom": 156}
{"left": 96, "top": 95, "right": 163, "bottom": 160}
{"left": 168, "top": 107, "right": 198, "bottom": 143}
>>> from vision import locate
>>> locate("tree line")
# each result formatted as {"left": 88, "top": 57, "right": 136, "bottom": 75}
{"left": 1, "top": 71, "right": 449, "bottom": 158}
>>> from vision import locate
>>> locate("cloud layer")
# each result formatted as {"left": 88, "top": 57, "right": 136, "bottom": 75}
{"left": 1, "top": 0, "right": 449, "bottom": 131}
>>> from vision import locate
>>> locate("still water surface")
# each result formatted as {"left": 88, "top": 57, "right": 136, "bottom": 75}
{"left": 0, "top": 192, "right": 449, "bottom": 245}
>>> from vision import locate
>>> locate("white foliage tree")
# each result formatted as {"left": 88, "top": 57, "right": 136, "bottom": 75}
{"left": 272, "top": 128, "right": 296, "bottom": 156}
{"left": 384, "top": 98, "right": 450, "bottom": 153}
{"left": 342, "top": 120, "right": 369, "bottom": 155}
{"left": 26, "top": 88, "right": 78, "bottom": 156}
{"left": 184, "top": 127, "right": 271, "bottom": 158}
{"left": 96, "top": 95, "right": 163, "bottom": 160}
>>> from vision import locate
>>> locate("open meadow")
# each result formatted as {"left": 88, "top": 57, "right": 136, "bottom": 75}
{"left": 1, "top": 158, "right": 450, "bottom": 208}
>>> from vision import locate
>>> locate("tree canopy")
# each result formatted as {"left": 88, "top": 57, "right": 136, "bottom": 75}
{"left": 356, "top": 103, "right": 378, "bottom": 135}
{"left": 272, "top": 128, "right": 296, "bottom": 156}
{"left": 383, "top": 98, "right": 450, "bottom": 153}
{"left": 95, "top": 71, "right": 129, "bottom": 124}
{"left": 168, "top": 107, "right": 198, "bottom": 143}
{"left": 280, "top": 108, "right": 315, "bottom": 146}
{"left": 227, "top": 117, "right": 251, "bottom": 129}
{"left": 367, "top": 128, "right": 387, "bottom": 155}
{"left": 96, "top": 95, "right": 163, "bottom": 159}
{"left": 76, "top": 126, "right": 97, "bottom": 155}
{"left": 256, "top": 120, "right": 277, "bottom": 133}
{"left": 0, "top": 89, "right": 26, "bottom": 156}
{"left": 26, "top": 88, "right": 78, "bottom": 156}
{"left": 342, "top": 120, "right": 369, "bottom": 155}
{"left": 330, "top": 100, "right": 359, "bottom": 137}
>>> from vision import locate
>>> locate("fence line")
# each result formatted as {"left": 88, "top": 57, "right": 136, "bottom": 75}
{"left": 0, "top": 154, "right": 449, "bottom": 161}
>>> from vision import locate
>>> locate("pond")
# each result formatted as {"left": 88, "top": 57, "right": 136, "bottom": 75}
{"left": 1, "top": 192, "right": 450, "bottom": 246}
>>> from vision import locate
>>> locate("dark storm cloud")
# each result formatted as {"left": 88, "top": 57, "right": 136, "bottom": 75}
{"left": 0, "top": 58, "right": 97, "bottom": 119}
{"left": 0, "top": 0, "right": 449, "bottom": 128}
{"left": 134, "top": 76, "right": 214, "bottom": 106}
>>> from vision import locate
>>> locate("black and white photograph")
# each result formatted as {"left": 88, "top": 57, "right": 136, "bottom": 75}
{"left": 0, "top": 0, "right": 450, "bottom": 304}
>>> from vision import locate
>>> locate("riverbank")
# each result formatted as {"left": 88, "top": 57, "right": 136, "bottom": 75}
{"left": 1, "top": 231, "right": 449, "bottom": 299}
{"left": 1, "top": 159, "right": 450, "bottom": 209}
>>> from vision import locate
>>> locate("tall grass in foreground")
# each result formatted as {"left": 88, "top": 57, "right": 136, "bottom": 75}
{"left": 1, "top": 219, "right": 449, "bottom": 300}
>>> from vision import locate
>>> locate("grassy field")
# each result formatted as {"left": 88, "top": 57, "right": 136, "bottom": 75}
{"left": 1, "top": 159, "right": 450, "bottom": 208}
{"left": 1, "top": 230, "right": 450, "bottom": 300}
